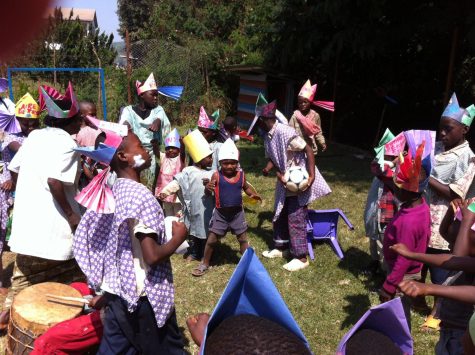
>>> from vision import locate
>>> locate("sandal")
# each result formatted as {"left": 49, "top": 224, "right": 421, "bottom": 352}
{"left": 192, "top": 263, "right": 209, "bottom": 277}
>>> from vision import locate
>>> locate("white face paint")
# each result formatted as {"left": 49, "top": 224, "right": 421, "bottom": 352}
{"left": 133, "top": 154, "right": 146, "bottom": 168}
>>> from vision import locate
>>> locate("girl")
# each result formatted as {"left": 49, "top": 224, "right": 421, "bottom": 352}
{"left": 159, "top": 129, "right": 215, "bottom": 261}
{"left": 154, "top": 128, "right": 185, "bottom": 217}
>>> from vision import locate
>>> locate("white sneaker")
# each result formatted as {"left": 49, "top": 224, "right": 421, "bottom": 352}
{"left": 283, "top": 258, "right": 309, "bottom": 271}
{"left": 262, "top": 249, "right": 289, "bottom": 258}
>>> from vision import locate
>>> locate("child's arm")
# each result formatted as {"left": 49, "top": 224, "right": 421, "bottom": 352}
{"left": 390, "top": 243, "right": 475, "bottom": 272}
{"left": 136, "top": 221, "right": 188, "bottom": 266}
{"left": 429, "top": 177, "right": 457, "bottom": 200}
{"left": 204, "top": 172, "right": 218, "bottom": 195}
{"left": 158, "top": 180, "right": 180, "bottom": 200}
{"left": 453, "top": 202, "right": 475, "bottom": 256}
{"left": 243, "top": 180, "right": 261, "bottom": 201}
{"left": 398, "top": 281, "right": 475, "bottom": 304}
{"left": 313, "top": 113, "right": 326, "bottom": 152}
{"left": 82, "top": 160, "right": 95, "bottom": 181}
{"left": 262, "top": 159, "right": 274, "bottom": 176}
{"left": 304, "top": 143, "right": 316, "bottom": 187}
{"left": 439, "top": 199, "right": 458, "bottom": 244}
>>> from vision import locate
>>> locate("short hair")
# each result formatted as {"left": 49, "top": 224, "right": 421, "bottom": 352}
{"left": 346, "top": 329, "right": 402, "bottom": 355}
{"left": 204, "top": 314, "right": 311, "bottom": 355}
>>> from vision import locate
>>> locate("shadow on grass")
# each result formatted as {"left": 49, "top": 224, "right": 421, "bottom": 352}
{"left": 338, "top": 247, "right": 385, "bottom": 291}
{"left": 245, "top": 211, "right": 274, "bottom": 248}
{"left": 211, "top": 241, "right": 241, "bottom": 267}
{"left": 341, "top": 293, "right": 371, "bottom": 329}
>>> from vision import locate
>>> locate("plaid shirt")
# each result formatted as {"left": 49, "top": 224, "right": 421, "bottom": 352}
{"left": 378, "top": 186, "right": 396, "bottom": 224}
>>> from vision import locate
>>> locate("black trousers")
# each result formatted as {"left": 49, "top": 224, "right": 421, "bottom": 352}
{"left": 97, "top": 293, "right": 184, "bottom": 355}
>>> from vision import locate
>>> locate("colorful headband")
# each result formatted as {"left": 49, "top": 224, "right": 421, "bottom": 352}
{"left": 39, "top": 82, "right": 79, "bottom": 119}
{"left": 197, "top": 106, "right": 219, "bottom": 130}
{"left": 136, "top": 73, "right": 157, "bottom": 95}
{"left": 15, "top": 93, "right": 39, "bottom": 119}
{"left": 298, "top": 79, "right": 335, "bottom": 112}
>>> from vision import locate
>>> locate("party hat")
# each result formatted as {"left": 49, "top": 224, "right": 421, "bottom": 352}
{"left": 247, "top": 93, "right": 289, "bottom": 135}
{"left": 201, "top": 248, "right": 309, "bottom": 353}
{"left": 85, "top": 115, "right": 128, "bottom": 138}
{"left": 164, "top": 128, "right": 181, "bottom": 149}
{"left": 197, "top": 106, "right": 219, "bottom": 130}
{"left": 394, "top": 142, "right": 427, "bottom": 193}
{"left": 218, "top": 138, "right": 239, "bottom": 161}
{"left": 38, "top": 85, "right": 64, "bottom": 112}
{"left": 374, "top": 128, "right": 395, "bottom": 169}
{"left": 336, "top": 298, "right": 413, "bottom": 355}
{"left": 441, "top": 93, "right": 466, "bottom": 123}
{"left": 384, "top": 132, "right": 406, "bottom": 157}
{"left": 39, "top": 81, "right": 79, "bottom": 119}
{"left": 462, "top": 104, "right": 475, "bottom": 127}
{"left": 136, "top": 72, "right": 158, "bottom": 95}
{"left": 298, "top": 79, "right": 317, "bottom": 101}
{"left": 74, "top": 167, "right": 115, "bottom": 214}
{"left": 15, "top": 93, "right": 39, "bottom": 119}
{"left": 183, "top": 129, "right": 212, "bottom": 163}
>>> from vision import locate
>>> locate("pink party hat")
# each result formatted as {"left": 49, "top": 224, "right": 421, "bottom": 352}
{"left": 197, "top": 106, "right": 220, "bottom": 129}
{"left": 75, "top": 167, "right": 115, "bottom": 213}
{"left": 39, "top": 81, "right": 79, "bottom": 119}
{"left": 136, "top": 73, "right": 158, "bottom": 95}
{"left": 298, "top": 79, "right": 317, "bottom": 101}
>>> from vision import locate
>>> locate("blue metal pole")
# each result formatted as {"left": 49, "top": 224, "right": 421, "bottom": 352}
{"left": 7, "top": 68, "right": 13, "bottom": 101}
{"left": 99, "top": 68, "right": 107, "bottom": 121}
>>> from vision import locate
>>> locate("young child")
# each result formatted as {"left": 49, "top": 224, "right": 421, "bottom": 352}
{"left": 74, "top": 130, "right": 188, "bottom": 354}
{"left": 192, "top": 139, "right": 261, "bottom": 276}
{"left": 197, "top": 106, "right": 222, "bottom": 170}
{"left": 288, "top": 79, "right": 335, "bottom": 157}
{"left": 75, "top": 100, "right": 101, "bottom": 147}
{"left": 218, "top": 116, "right": 239, "bottom": 142}
{"left": 424, "top": 94, "right": 475, "bottom": 327}
{"left": 248, "top": 95, "right": 331, "bottom": 272}
{"left": 154, "top": 128, "right": 185, "bottom": 217}
{"left": 159, "top": 129, "right": 215, "bottom": 261}
{"left": 376, "top": 142, "right": 431, "bottom": 328}
{"left": 0, "top": 93, "right": 40, "bottom": 294}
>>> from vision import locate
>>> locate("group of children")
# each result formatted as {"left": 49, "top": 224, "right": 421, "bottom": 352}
{"left": 365, "top": 92, "right": 475, "bottom": 353}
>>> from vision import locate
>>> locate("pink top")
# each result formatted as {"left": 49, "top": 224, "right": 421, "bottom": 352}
{"left": 155, "top": 153, "right": 184, "bottom": 202}
{"left": 382, "top": 200, "right": 430, "bottom": 294}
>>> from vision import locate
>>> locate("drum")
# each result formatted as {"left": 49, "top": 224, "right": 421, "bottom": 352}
{"left": 7, "top": 282, "right": 83, "bottom": 354}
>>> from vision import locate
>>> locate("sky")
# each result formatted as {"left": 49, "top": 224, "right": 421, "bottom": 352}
{"left": 55, "top": 0, "right": 121, "bottom": 41}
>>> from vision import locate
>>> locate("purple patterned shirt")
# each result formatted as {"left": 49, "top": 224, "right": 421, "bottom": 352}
{"left": 264, "top": 123, "right": 331, "bottom": 220}
{"left": 74, "top": 178, "right": 174, "bottom": 327}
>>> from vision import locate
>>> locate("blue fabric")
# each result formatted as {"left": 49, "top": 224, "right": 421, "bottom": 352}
{"left": 216, "top": 171, "right": 243, "bottom": 208}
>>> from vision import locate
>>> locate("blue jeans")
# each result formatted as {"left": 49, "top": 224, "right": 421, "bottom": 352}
{"left": 435, "top": 328, "right": 465, "bottom": 355}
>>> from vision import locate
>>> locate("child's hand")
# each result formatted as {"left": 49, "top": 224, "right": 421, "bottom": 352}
{"left": 0, "top": 180, "right": 13, "bottom": 192}
{"left": 451, "top": 198, "right": 464, "bottom": 213}
{"left": 158, "top": 193, "right": 167, "bottom": 200}
{"left": 149, "top": 119, "right": 161, "bottom": 132}
{"left": 305, "top": 175, "right": 315, "bottom": 191}
{"left": 172, "top": 221, "right": 188, "bottom": 244}
{"left": 262, "top": 167, "right": 270, "bottom": 176}
{"left": 378, "top": 288, "right": 393, "bottom": 303}
{"left": 460, "top": 199, "right": 475, "bottom": 224}
{"left": 202, "top": 178, "right": 209, "bottom": 186}
{"left": 389, "top": 243, "right": 412, "bottom": 258}
{"left": 250, "top": 194, "right": 262, "bottom": 202}
{"left": 186, "top": 313, "right": 210, "bottom": 347}
{"left": 398, "top": 280, "right": 429, "bottom": 297}
{"left": 88, "top": 295, "right": 107, "bottom": 310}
{"left": 204, "top": 179, "right": 215, "bottom": 194}
{"left": 321, "top": 143, "right": 327, "bottom": 152}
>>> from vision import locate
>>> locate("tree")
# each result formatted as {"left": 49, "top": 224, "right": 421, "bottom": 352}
{"left": 117, "top": 0, "right": 154, "bottom": 41}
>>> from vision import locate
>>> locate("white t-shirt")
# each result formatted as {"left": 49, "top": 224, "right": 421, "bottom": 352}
{"left": 8, "top": 127, "right": 80, "bottom": 260}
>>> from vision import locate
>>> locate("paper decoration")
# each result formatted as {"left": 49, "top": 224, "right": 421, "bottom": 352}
{"left": 39, "top": 81, "right": 79, "bottom": 119}
{"left": 394, "top": 142, "right": 426, "bottom": 193}
{"left": 183, "top": 129, "right": 212, "bottom": 163}
{"left": 15, "top": 93, "right": 39, "bottom": 119}
{"left": 442, "top": 92, "right": 466, "bottom": 124}
{"left": 374, "top": 128, "right": 395, "bottom": 169}
{"left": 462, "top": 104, "right": 475, "bottom": 127}
{"left": 298, "top": 79, "right": 335, "bottom": 112}
{"left": 164, "top": 128, "right": 181, "bottom": 149}
{"left": 247, "top": 93, "right": 288, "bottom": 135}
{"left": 74, "top": 167, "right": 115, "bottom": 214}
{"left": 85, "top": 115, "right": 128, "bottom": 138}
{"left": 201, "top": 248, "right": 309, "bottom": 353}
{"left": 197, "top": 106, "right": 219, "bottom": 130}
{"left": 336, "top": 298, "right": 413, "bottom": 355}
{"left": 0, "top": 112, "right": 21, "bottom": 134}
{"left": 218, "top": 138, "right": 239, "bottom": 161}
{"left": 136, "top": 72, "right": 158, "bottom": 95}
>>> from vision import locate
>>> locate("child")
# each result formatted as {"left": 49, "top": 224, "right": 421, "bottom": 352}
{"left": 74, "top": 131, "right": 188, "bottom": 354}
{"left": 159, "top": 129, "right": 215, "bottom": 261}
{"left": 154, "top": 128, "right": 185, "bottom": 217}
{"left": 248, "top": 95, "right": 331, "bottom": 272}
{"left": 424, "top": 95, "right": 475, "bottom": 327}
{"left": 75, "top": 100, "right": 101, "bottom": 147}
{"left": 288, "top": 79, "right": 335, "bottom": 157}
{"left": 0, "top": 93, "right": 40, "bottom": 294}
{"left": 192, "top": 139, "right": 261, "bottom": 276}
{"left": 376, "top": 142, "right": 431, "bottom": 328}
{"left": 218, "top": 116, "right": 239, "bottom": 142}
{"left": 197, "top": 106, "right": 222, "bottom": 170}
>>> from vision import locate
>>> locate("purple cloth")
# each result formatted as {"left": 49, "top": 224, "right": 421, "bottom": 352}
{"left": 382, "top": 200, "right": 430, "bottom": 294}
{"left": 0, "top": 112, "right": 21, "bottom": 134}
{"left": 264, "top": 123, "right": 331, "bottom": 221}
{"left": 74, "top": 178, "right": 174, "bottom": 327}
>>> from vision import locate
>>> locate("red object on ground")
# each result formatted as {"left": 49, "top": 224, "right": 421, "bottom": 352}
{"left": 31, "top": 283, "right": 103, "bottom": 355}
{"left": 237, "top": 129, "right": 254, "bottom": 142}
{"left": 0, "top": 0, "right": 52, "bottom": 61}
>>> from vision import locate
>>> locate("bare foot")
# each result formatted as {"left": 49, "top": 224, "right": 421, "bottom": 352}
{"left": 186, "top": 313, "right": 210, "bottom": 346}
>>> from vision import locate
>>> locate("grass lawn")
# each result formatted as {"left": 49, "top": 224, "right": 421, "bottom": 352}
{"left": 0, "top": 140, "right": 438, "bottom": 354}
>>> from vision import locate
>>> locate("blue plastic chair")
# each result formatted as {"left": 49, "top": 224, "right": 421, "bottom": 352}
{"left": 306, "top": 209, "right": 354, "bottom": 260}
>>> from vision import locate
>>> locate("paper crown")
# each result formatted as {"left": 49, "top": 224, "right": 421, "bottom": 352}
{"left": 183, "top": 129, "right": 212, "bottom": 163}
{"left": 201, "top": 248, "right": 309, "bottom": 353}
{"left": 39, "top": 82, "right": 79, "bottom": 119}
{"left": 15, "top": 93, "right": 39, "bottom": 119}
{"left": 462, "top": 104, "right": 475, "bottom": 127}
{"left": 374, "top": 128, "right": 395, "bottom": 168}
{"left": 247, "top": 93, "right": 290, "bottom": 135}
{"left": 38, "top": 85, "right": 64, "bottom": 112}
{"left": 164, "top": 128, "right": 181, "bottom": 149}
{"left": 74, "top": 167, "right": 115, "bottom": 214}
{"left": 85, "top": 115, "right": 128, "bottom": 139}
{"left": 336, "top": 298, "right": 413, "bottom": 355}
{"left": 298, "top": 79, "right": 335, "bottom": 112}
{"left": 218, "top": 138, "right": 239, "bottom": 161}
{"left": 0, "top": 78, "right": 8, "bottom": 94}
{"left": 136, "top": 73, "right": 158, "bottom": 95}
{"left": 198, "top": 106, "right": 220, "bottom": 130}
{"left": 441, "top": 93, "right": 468, "bottom": 125}
{"left": 394, "top": 141, "right": 429, "bottom": 193}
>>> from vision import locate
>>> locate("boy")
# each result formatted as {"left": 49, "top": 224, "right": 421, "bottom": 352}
{"left": 197, "top": 106, "right": 222, "bottom": 170}
{"left": 248, "top": 95, "right": 331, "bottom": 271}
{"left": 75, "top": 100, "right": 101, "bottom": 147}
{"left": 74, "top": 131, "right": 188, "bottom": 354}
{"left": 376, "top": 142, "right": 431, "bottom": 328}
{"left": 192, "top": 139, "right": 261, "bottom": 276}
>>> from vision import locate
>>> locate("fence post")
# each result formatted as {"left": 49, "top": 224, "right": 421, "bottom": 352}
{"left": 126, "top": 29, "right": 132, "bottom": 105}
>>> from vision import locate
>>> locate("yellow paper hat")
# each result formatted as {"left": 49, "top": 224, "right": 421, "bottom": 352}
{"left": 15, "top": 93, "right": 40, "bottom": 119}
{"left": 183, "top": 129, "right": 212, "bottom": 163}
